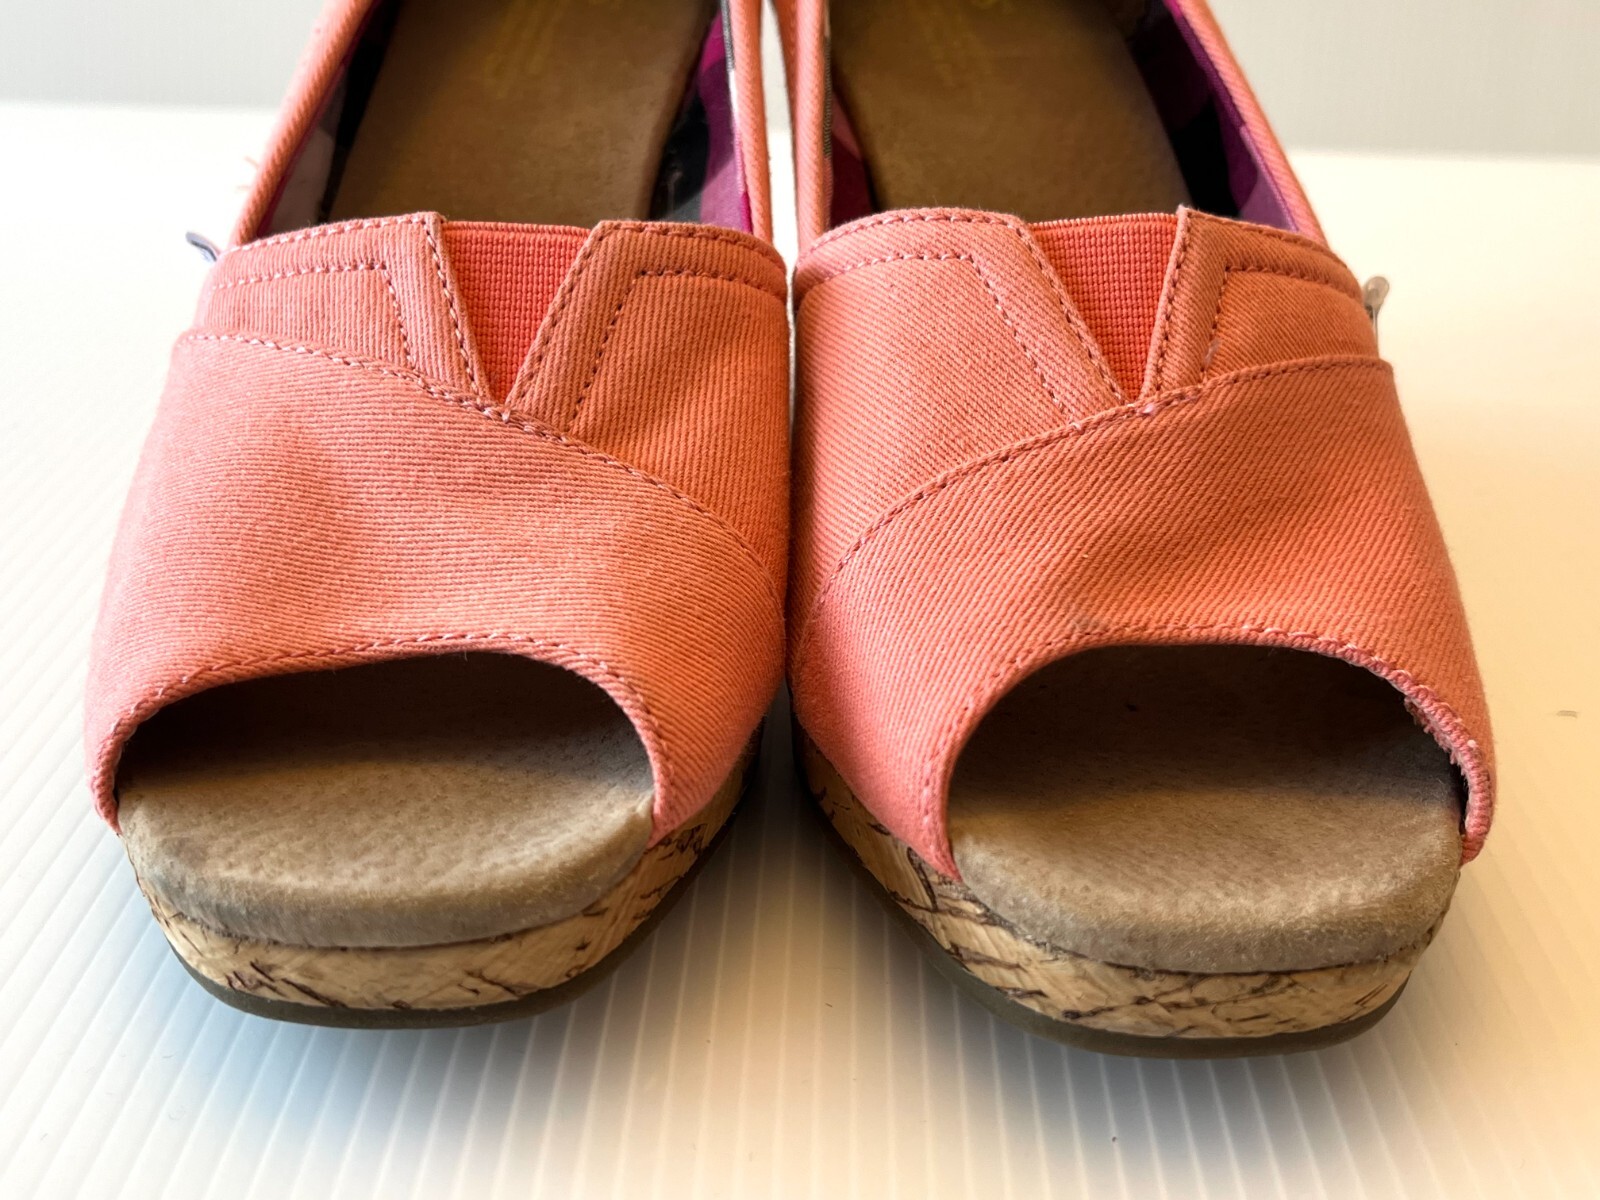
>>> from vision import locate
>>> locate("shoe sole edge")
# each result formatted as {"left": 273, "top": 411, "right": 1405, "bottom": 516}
{"left": 799, "top": 729, "right": 1425, "bottom": 1058}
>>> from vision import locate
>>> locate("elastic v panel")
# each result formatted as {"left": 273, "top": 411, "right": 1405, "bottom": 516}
{"left": 442, "top": 224, "right": 587, "bottom": 403}
{"left": 1031, "top": 214, "right": 1178, "bottom": 398}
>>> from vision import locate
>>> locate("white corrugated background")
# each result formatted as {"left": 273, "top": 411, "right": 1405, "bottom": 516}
{"left": 2, "top": 40, "right": 1599, "bottom": 1199}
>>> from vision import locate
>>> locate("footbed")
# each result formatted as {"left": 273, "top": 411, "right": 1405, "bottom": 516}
{"left": 830, "top": 0, "right": 1191, "bottom": 221}
{"left": 327, "top": 0, "right": 717, "bottom": 226}
{"left": 119, "top": 655, "right": 655, "bottom": 948}
{"left": 949, "top": 647, "right": 1461, "bottom": 973}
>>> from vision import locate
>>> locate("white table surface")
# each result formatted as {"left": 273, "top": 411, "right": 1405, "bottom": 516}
{"left": 1, "top": 96, "right": 1597, "bottom": 1200}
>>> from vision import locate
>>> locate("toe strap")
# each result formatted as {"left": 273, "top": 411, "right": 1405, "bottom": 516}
{"left": 790, "top": 355, "right": 1492, "bottom": 875}
{"left": 87, "top": 333, "right": 784, "bottom": 839}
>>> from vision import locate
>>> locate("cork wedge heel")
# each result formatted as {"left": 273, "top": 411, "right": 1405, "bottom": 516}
{"left": 803, "top": 718, "right": 1441, "bottom": 1057}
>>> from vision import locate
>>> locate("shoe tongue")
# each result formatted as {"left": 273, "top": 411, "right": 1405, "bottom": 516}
{"left": 1029, "top": 214, "right": 1178, "bottom": 399}
{"left": 441, "top": 222, "right": 588, "bottom": 402}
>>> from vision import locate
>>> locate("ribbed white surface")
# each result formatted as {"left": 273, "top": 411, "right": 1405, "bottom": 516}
{"left": 1, "top": 97, "right": 1597, "bottom": 1198}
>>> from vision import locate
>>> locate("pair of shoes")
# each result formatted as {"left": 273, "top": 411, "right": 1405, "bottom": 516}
{"left": 86, "top": 0, "right": 1493, "bottom": 1054}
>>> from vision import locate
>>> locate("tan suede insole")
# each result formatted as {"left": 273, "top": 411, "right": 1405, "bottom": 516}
{"left": 119, "top": 656, "right": 656, "bottom": 949}
{"left": 328, "top": 0, "right": 716, "bottom": 226}
{"left": 949, "top": 648, "right": 1462, "bottom": 974}
{"left": 830, "top": 0, "right": 1191, "bottom": 220}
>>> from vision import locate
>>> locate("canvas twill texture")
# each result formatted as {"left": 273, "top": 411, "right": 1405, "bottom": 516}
{"left": 86, "top": 215, "right": 791, "bottom": 843}
{"left": 787, "top": 207, "right": 1492, "bottom": 877}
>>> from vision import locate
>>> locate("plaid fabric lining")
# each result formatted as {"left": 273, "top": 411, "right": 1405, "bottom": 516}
{"left": 652, "top": 10, "right": 750, "bottom": 231}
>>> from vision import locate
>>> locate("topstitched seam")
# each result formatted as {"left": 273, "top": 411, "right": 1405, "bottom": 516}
{"left": 807, "top": 210, "right": 1344, "bottom": 280}
{"left": 522, "top": 226, "right": 624, "bottom": 397}
{"left": 209, "top": 262, "right": 381, "bottom": 289}
{"left": 570, "top": 269, "right": 786, "bottom": 423}
{"left": 597, "top": 220, "right": 787, "bottom": 263}
{"left": 1180, "top": 208, "right": 1346, "bottom": 267}
{"left": 514, "top": 225, "right": 784, "bottom": 411}
{"left": 809, "top": 209, "right": 1024, "bottom": 256}
{"left": 178, "top": 332, "right": 787, "bottom": 616}
{"left": 1148, "top": 214, "right": 1197, "bottom": 393}
{"left": 1149, "top": 215, "right": 1359, "bottom": 394}
{"left": 1221, "top": 263, "right": 1362, "bottom": 298}
{"left": 790, "top": 356, "right": 1393, "bottom": 672}
{"left": 801, "top": 252, "right": 1082, "bottom": 418}
{"left": 1003, "top": 221, "right": 1125, "bottom": 403}
{"left": 419, "top": 218, "right": 480, "bottom": 392}
{"left": 231, "top": 215, "right": 782, "bottom": 263}
{"left": 225, "top": 213, "right": 432, "bottom": 256}
{"left": 1202, "top": 265, "right": 1368, "bottom": 382}
{"left": 800, "top": 215, "right": 1123, "bottom": 402}
{"left": 208, "top": 261, "right": 416, "bottom": 370}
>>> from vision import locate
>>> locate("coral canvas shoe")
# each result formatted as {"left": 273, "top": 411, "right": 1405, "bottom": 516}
{"left": 85, "top": 0, "right": 789, "bottom": 1026}
{"left": 780, "top": 0, "right": 1493, "bottom": 1055}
